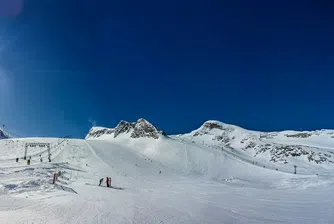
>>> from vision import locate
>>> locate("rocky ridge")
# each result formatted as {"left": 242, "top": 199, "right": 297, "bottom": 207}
{"left": 86, "top": 119, "right": 334, "bottom": 166}
{"left": 181, "top": 121, "right": 334, "bottom": 165}
{"left": 0, "top": 129, "right": 10, "bottom": 139}
{"left": 86, "top": 118, "right": 165, "bottom": 140}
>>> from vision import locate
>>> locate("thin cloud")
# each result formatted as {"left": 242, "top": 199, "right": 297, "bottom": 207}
{"left": 88, "top": 119, "right": 97, "bottom": 127}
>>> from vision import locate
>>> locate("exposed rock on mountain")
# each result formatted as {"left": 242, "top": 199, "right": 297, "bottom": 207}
{"left": 86, "top": 118, "right": 165, "bottom": 140}
{"left": 130, "top": 118, "right": 164, "bottom": 139}
{"left": 86, "top": 119, "right": 334, "bottom": 167}
{"left": 0, "top": 129, "right": 10, "bottom": 139}
{"left": 85, "top": 127, "right": 114, "bottom": 139}
{"left": 285, "top": 133, "right": 312, "bottom": 138}
{"left": 177, "top": 120, "right": 334, "bottom": 165}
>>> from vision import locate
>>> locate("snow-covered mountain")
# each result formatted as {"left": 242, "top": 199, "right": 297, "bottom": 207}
{"left": 0, "top": 128, "right": 10, "bottom": 139}
{"left": 177, "top": 120, "right": 334, "bottom": 166}
{"left": 86, "top": 118, "right": 166, "bottom": 140}
{"left": 1, "top": 122, "right": 334, "bottom": 223}
{"left": 86, "top": 119, "right": 334, "bottom": 174}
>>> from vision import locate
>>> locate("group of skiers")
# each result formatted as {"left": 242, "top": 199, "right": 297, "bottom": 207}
{"left": 99, "top": 177, "right": 112, "bottom": 187}
{"left": 16, "top": 155, "right": 51, "bottom": 164}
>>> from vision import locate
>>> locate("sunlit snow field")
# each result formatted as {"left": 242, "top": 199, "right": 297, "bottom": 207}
{"left": 0, "top": 136, "right": 333, "bottom": 224}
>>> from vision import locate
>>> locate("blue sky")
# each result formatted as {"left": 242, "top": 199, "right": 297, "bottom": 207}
{"left": 0, "top": 0, "right": 334, "bottom": 138}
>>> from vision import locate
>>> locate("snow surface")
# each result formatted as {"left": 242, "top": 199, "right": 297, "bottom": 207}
{"left": 0, "top": 133, "right": 334, "bottom": 223}
{"left": 174, "top": 121, "right": 334, "bottom": 175}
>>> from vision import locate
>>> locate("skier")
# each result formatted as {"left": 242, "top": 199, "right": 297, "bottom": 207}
{"left": 16, "top": 158, "right": 18, "bottom": 162}
{"left": 99, "top": 178, "right": 103, "bottom": 186}
{"left": 106, "top": 177, "right": 109, "bottom": 187}
{"left": 108, "top": 177, "right": 112, "bottom": 187}
{"left": 40, "top": 157, "right": 43, "bottom": 162}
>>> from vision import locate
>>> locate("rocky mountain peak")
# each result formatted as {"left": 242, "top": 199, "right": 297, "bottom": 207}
{"left": 0, "top": 129, "right": 10, "bottom": 139}
{"left": 201, "top": 120, "right": 235, "bottom": 131}
{"left": 192, "top": 120, "right": 236, "bottom": 138}
{"left": 131, "top": 118, "right": 162, "bottom": 139}
{"left": 202, "top": 121, "right": 223, "bottom": 130}
{"left": 86, "top": 118, "right": 165, "bottom": 140}
{"left": 114, "top": 120, "right": 134, "bottom": 138}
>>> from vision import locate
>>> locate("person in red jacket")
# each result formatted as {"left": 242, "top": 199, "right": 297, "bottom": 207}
{"left": 106, "top": 177, "right": 109, "bottom": 187}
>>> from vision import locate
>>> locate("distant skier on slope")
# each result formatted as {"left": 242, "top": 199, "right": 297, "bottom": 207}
{"left": 108, "top": 177, "right": 112, "bottom": 187}
{"left": 99, "top": 178, "right": 103, "bottom": 186}
{"left": 106, "top": 177, "right": 109, "bottom": 187}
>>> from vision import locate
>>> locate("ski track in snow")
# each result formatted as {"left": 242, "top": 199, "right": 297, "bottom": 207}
{"left": 0, "top": 137, "right": 333, "bottom": 223}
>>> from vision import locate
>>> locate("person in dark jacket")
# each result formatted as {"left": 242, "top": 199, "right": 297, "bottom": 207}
{"left": 99, "top": 178, "right": 103, "bottom": 186}
{"left": 106, "top": 177, "right": 109, "bottom": 187}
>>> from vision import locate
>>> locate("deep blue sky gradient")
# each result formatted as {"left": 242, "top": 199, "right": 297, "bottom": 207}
{"left": 0, "top": 0, "right": 334, "bottom": 137}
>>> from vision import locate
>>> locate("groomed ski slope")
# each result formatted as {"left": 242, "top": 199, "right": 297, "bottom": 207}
{"left": 0, "top": 137, "right": 333, "bottom": 223}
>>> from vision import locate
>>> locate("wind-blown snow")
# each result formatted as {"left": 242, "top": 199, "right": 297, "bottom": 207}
{"left": 0, "top": 120, "right": 334, "bottom": 223}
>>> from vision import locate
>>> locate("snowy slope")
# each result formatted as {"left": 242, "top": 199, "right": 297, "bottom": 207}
{"left": 1, "top": 119, "right": 334, "bottom": 223}
{"left": 87, "top": 119, "right": 334, "bottom": 176}
{"left": 176, "top": 121, "right": 334, "bottom": 172}
{"left": 0, "top": 137, "right": 333, "bottom": 223}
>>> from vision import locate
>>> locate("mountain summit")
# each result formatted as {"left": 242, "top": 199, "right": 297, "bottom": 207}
{"left": 0, "top": 128, "right": 10, "bottom": 139}
{"left": 86, "top": 118, "right": 165, "bottom": 140}
{"left": 177, "top": 120, "right": 334, "bottom": 166}
{"left": 86, "top": 118, "right": 334, "bottom": 167}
